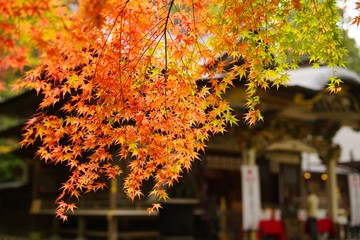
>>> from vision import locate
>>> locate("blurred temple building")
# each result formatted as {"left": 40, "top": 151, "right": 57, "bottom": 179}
{"left": 2, "top": 65, "right": 360, "bottom": 239}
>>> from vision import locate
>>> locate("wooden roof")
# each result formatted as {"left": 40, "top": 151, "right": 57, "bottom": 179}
{"left": 0, "top": 90, "right": 40, "bottom": 118}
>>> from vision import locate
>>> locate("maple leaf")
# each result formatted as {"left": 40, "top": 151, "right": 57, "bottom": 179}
{"left": 66, "top": 203, "right": 78, "bottom": 214}
{"left": 71, "top": 190, "right": 80, "bottom": 200}
{"left": 147, "top": 203, "right": 162, "bottom": 215}
{"left": 58, "top": 214, "right": 68, "bottom": 222}
{"left": 244, "top": 109, "right": 263, "bottom": 126}
{"left": 60, "top": 182, "right": 74, "bottom": 193}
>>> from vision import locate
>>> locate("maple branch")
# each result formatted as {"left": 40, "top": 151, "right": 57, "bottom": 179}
{"left": 117, "top": 3, "right": 172, "bottom": 76}
{"left": 164, "top": 0, "right": 175, "bottom": 71}
{"left": 133, "top": 22, "right": 166, "bottom": 71}
{"left": 94, "top": 0, "right": 130, "bottom": 78}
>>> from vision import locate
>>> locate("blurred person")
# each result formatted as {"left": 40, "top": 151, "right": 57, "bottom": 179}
{"left": 305, "top": 190, "right": 319, "bottom": 240}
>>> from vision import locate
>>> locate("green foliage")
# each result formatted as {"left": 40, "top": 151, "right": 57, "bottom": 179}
{"left": 0, "top": 153, "right": 24, "bottom": 182}
{"left": 0, "top": 70, "right": 26, "bottom": 99}
{"left": 342, "top": 33, "right": 360, "bottom": 75}
{"left": 0, "top": 116, "right": 22, "bottom": 132}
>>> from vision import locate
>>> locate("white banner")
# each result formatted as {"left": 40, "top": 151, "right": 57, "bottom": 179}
{"left": 241, "top": 165, "right": 261, "bottom": 230}
{"left": 348, "top": 173, "right": 360, "bottom": 226}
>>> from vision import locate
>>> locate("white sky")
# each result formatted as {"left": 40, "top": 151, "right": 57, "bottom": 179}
{"left": 333, "top": 126, "right": 360, "bottom": 162}
{"left": 300, "top": 126, "right": 360, "bottom": 174}
{"left": 340, "top": 1, "right": 360, "bottom": 45}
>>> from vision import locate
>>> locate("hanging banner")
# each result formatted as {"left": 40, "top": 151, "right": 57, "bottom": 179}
{"left": 348, "top": 173, "right": 360, "bottom": 226}
{"left": 241, "top": 165, "right": 261, "bottom": 230}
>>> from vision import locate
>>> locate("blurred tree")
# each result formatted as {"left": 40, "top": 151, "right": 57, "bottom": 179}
{"left": 0, "top": 153, "right": 24, "bottom": 183}
{"left": 343, "top": 34, "right": 360, "bottom": 75}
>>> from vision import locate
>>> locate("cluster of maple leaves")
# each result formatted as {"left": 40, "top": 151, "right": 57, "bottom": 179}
{"left": 353, "top": 2, "right": 360, "bottom": 26}
{"left": 0, "top": 0, "right": 353, "bottom": 220}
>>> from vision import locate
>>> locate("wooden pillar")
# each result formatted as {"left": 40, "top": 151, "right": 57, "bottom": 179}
{"left": 241, "top": 148, "right": 257, "bottom": 240}
{"left": 76, "top": 216, "right": 86, "bottom": 240}
{"left": 50, "top": 219, "right": 60, "bottom": 240}
{"left": 219, "top": 196, "right": 228, "bottom": 240}
{"left": 243, "top": 148, "right": 256, "bottom": 165}
{"left": 327, "top": 158, "right": 338, "bottom": 223}
{"left": 30, "top": 160, "right": 41, "bottom": 239}
{"left": 107, "top": 215, "right": 118, "bottom": 240}
{"left": 108, "top": 178, "right": 118, "bottom": 240}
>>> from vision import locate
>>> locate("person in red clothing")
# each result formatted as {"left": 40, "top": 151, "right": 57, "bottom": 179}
{"left": 305, "top": 190, "right": 319, "bottom": 240}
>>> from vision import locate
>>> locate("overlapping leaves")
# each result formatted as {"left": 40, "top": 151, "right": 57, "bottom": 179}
{"left": 2, "top": 0, "right": 348, "bottom": 220}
